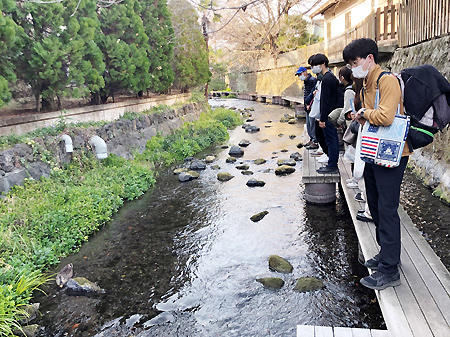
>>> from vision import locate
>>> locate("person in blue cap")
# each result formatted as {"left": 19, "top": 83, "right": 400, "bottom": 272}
{"left": 295, "top": 65, "right": 318, "bottom": 149}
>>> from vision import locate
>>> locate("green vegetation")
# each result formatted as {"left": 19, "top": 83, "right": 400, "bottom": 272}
{"left": 0, "top": 106, "right": 241, "bottom": 331}
{"left": 0, "top": 0, "right": 208, "bottom": 111}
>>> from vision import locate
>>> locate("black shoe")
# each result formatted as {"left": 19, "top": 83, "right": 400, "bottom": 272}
{"left": 357, "top": 209, "right": 365, "bottom": 214}
{"left": 356, "top": 213, "right": 373, "bottom": 222}
{"left": 306, "top": 143, "right": 319, "bottom": 150}
{"left": 364, "top": 254, "right": 401, "bottom": 271}
{"left": 355, "top": 192, "right": 365, "bottom": 202}
{"left": 360, "top": 271, "right": 401, "bottom": 290}
{"left": 316, "top": 166, "right": 339, "bottom": 174}
{"left": 364, "top": 253, "right": 380, "bottom": 270}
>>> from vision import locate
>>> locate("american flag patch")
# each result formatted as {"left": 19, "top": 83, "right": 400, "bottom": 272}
{"left": 361, "top": 135, "right": 379, "bottom": 158}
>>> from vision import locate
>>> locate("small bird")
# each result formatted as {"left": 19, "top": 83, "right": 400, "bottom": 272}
{"left": 56, "top": 263, "right": 73, "bottom": 288}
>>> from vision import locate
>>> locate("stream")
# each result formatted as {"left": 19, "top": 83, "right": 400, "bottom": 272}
{"left": 33, "top": 98, "right": 449, "bottom": 336}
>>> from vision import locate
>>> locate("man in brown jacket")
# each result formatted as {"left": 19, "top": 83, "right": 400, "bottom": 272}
{"left": 343, "top": 38, "right": 412, "bottom": 290}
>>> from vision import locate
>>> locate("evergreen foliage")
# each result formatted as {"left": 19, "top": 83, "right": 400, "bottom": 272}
{"left": 140, "top": 0, "right": 175, "bottom": 93}
{"left": 169, "top": 0, "right": 211, "bottom": 92}
{"left": 0, "top": 0, "right": 209, "bottom": 111}
{"left": 0, "top": 0, "right": 23, "bottom": 108}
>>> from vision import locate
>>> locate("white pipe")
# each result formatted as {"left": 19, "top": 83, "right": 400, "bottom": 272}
{"left": 60, "top": 134, "right": 73, "bottom": 153}
{"left": 90, "top": 136, "right": 108, "bottom": 159}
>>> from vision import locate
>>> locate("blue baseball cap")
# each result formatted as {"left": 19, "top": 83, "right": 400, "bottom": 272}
{"left": 295, "top": 66, "right": 307, "bottom": 75}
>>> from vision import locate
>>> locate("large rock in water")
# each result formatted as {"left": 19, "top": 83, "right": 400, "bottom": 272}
{"left": 228, "top": 146, "right": 244, "bottom": 157}
{"left": 236, "top": 164, "right": 249, "bottom": 170}
{"left": 205, "top": 156, "right": 215, "bottom": 163}
{"left": 239, "top": 139, "right": 251, "bottom": 147}
{"left": 217, "top": 172, "right": 234, "bottom": 181}
{"left": 173, "top": 168, "right": 188, "bottom": 175}
{"left": 294, "top": 277, "right": 324, "bottom": 292}
{"left": 178, "top": 171, "right": 199, "bottom": 182}
{"left": 66, "top": 277, "right": 105, "bottom": 295}
{"left": 275, "top": 165, "right": 295, "bottom": 175}
{"left": 268, "top": 255, "right": 293, "bottom": 273}
{"left": 246, "top": 178, "right": 265, "bottom": 187}
{"left": 290, "top": 152, "right": 302, "bottom": 161}
{"left": 277, "top": 158, "right": 296, "bottom": 166}
{"left": 190, "top": 160, "right": 206, "bottom": 170}
{"left": 250, "top": 211, "right": 268, "bottom": 222}
{"left": 253, "top": 158, "right": 266, "bottom": 165}
{"left": 257, "top": 277, "right": 285, "bottom": 289}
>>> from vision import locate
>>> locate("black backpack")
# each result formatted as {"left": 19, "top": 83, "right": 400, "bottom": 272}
{"left": 368, "top": 65, "right": 450, "bottom": 150}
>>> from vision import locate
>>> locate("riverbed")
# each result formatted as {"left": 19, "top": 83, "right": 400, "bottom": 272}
{"left": 36, "top": 99, "right": 389, "bottom": 336}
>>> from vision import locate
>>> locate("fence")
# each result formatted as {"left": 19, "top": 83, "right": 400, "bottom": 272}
{"left": 327, "top": 0, "right": 450, "bottom": 62}
{"left": 399, "top": 0, "right": 450, "bottom": 47}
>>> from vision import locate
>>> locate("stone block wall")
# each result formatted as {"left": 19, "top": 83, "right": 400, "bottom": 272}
{"left": 0, "top": 102, "right": 206, "bottom": 196}
{"left": 385, "top": 35, "right": 450, "bottom": 202}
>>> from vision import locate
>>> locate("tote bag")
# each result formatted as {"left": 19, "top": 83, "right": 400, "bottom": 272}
{"left": 309, "top": 82, "right": 321, "bottom": 120}
{"left": 360, "top": 89, "right": 410, "bottom": 168}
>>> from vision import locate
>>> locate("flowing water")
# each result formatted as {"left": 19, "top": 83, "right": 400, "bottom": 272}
{"left": 34, "top": 98, "right": 448, "bottom": 336}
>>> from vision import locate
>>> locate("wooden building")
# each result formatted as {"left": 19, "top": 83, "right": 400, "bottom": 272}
{"left": 310, "top": 0, "right": 450, "bottom": 64}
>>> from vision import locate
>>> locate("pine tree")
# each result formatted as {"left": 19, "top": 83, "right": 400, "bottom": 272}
{"left": 7, "top": 0, "right": 104, "bottom": 111}
{"left": 96, "top": 0, "right": 150, "bottom": 102}
{"left": 139, "top": 0, "right": 174, "bottom": 94}
{"left": 169, "top": 0, "right": 211, "bottom": 92}
{"left": 0, "top": 0, "right": 23, "bottom": 108}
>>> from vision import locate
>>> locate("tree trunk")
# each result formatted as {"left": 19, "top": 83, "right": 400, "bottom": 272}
{"left": 35, "top": 92, "right": 41, "bottom": 112}
{"left": 202, "top": 13, "right": 210, "bottom": 100}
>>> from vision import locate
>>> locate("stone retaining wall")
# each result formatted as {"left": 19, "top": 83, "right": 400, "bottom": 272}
{"left": 386, "top": 35, "right": 450, "bottom": 203}
{"left": 0, "top": 93, "right": 191, "bottom": 136}
{"left": 0, "top": 102, "right": 205, "bottom": 196}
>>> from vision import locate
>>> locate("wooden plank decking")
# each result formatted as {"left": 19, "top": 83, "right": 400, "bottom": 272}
{"left": 338, "top": 157, "right": 450, "bottom": 337}
{"left": 302, "top": 148, "right": 340, "bottom": 184}
{"left": 297, "top": 325, "right": 390, "bottom": 337}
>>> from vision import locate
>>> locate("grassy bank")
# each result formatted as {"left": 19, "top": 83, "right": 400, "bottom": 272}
{"left": 0, "top": 106, "right": 241, "bottom": 334}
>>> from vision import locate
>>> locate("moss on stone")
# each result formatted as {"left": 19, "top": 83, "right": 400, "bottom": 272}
{"left": 294, "top": 277, "right": 324, "bottom": 292}
{"left": 268, "top": 255, "right": 293, "bottom": 273}
{"left": 256, "top": 277, "right": 285, "bottom": 289}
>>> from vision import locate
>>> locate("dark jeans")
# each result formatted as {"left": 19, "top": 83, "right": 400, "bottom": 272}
{"left": 364, "top": 156, "right": 409, "bottom": 274}
{"left": 316, "top": 120, "right": 339, "bottom": 169}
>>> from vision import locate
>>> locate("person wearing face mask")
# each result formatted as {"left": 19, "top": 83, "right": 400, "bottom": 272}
{"left": 343, "top": 38, "right": 412, "bottom": 291}
{"left": 295, "top": 66, "right": 318, "bottom": 149}
{"left": 309, "top": 53, "right": 340, "bottom": 174}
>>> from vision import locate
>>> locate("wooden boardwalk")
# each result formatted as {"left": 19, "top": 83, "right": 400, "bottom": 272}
{"left": 297, "top": 325, "right": 390, "bottom": 337}
{"left": 338, "top": 157, "right": 450, "bottom": 337}
{"left": 302, "top": 148, "right": 340, "bottom": 204}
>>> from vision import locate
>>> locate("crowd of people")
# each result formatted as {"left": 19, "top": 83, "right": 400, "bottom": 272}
{"left": 295, "top": 38, "right": 410, "bottom": 291}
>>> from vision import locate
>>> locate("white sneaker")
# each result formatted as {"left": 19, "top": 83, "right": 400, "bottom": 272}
{"left": 317, "top": 154, "right": 329, "bottom": 163}
{"left": 347, "top": 181, "right": 359, "bottom": 189}
{"left": 346, "top": 177, "right": 355, "bottom": 184}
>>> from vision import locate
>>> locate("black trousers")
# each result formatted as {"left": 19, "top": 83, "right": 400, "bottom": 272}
{"left": 363, "top": 156, "right": 409, "bottom": 274}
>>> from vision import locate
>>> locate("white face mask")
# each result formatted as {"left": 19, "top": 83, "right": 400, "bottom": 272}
{"left": 312, "top": 65, "right": 322, "bottom": 74}
{"left": 352, "top": 58, "right": 371, "bottom": 79}
{"left": 299, "top": 74, "right": 307, "bottom": 81}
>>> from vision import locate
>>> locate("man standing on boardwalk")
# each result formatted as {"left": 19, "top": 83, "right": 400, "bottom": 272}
{"left": 343, "top": 38, "right": 412, "bottom": 290}
{"left": 309, "top": 54, "right": 340, "bottom": 174}
{"left": 295, "top": 66, "right": 318, "bottom": 149}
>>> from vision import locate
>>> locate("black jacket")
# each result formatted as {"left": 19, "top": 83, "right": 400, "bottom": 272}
{"left": 303, "top": 74, "right": 317, "bottom": 111}
{"left": 401, "top": 65, "right": 450, "bottom": 130}
{"left": 319, "top": 70, "right": 339, "bottom": 122}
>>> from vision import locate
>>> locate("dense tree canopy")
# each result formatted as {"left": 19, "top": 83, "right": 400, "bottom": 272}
{"left": 169, "top": 0, "right": 211, "bottom": 92}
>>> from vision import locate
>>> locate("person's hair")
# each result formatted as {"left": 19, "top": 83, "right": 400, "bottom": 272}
{"left": 310, "top": 53, "right": 329, "bottom": 67}
{"left": 339, "top": 66, "right": 353, "bottom": 85}
{"left": 343, "top": 38, "right": 378, "bottom": 64}
{"left": 307, "top": 54, "right": 316, "bottom": 66}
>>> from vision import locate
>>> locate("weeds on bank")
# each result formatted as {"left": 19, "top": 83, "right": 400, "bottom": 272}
{"left": 0, "top": 106, "right": 241, "bottom": 332}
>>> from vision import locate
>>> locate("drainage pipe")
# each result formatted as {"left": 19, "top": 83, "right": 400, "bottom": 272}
{"left": 60, "top": 134, "right": 73, "bottom": 153}
{"left": 90, "top": 135, "right": 108, "bottom": 159}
